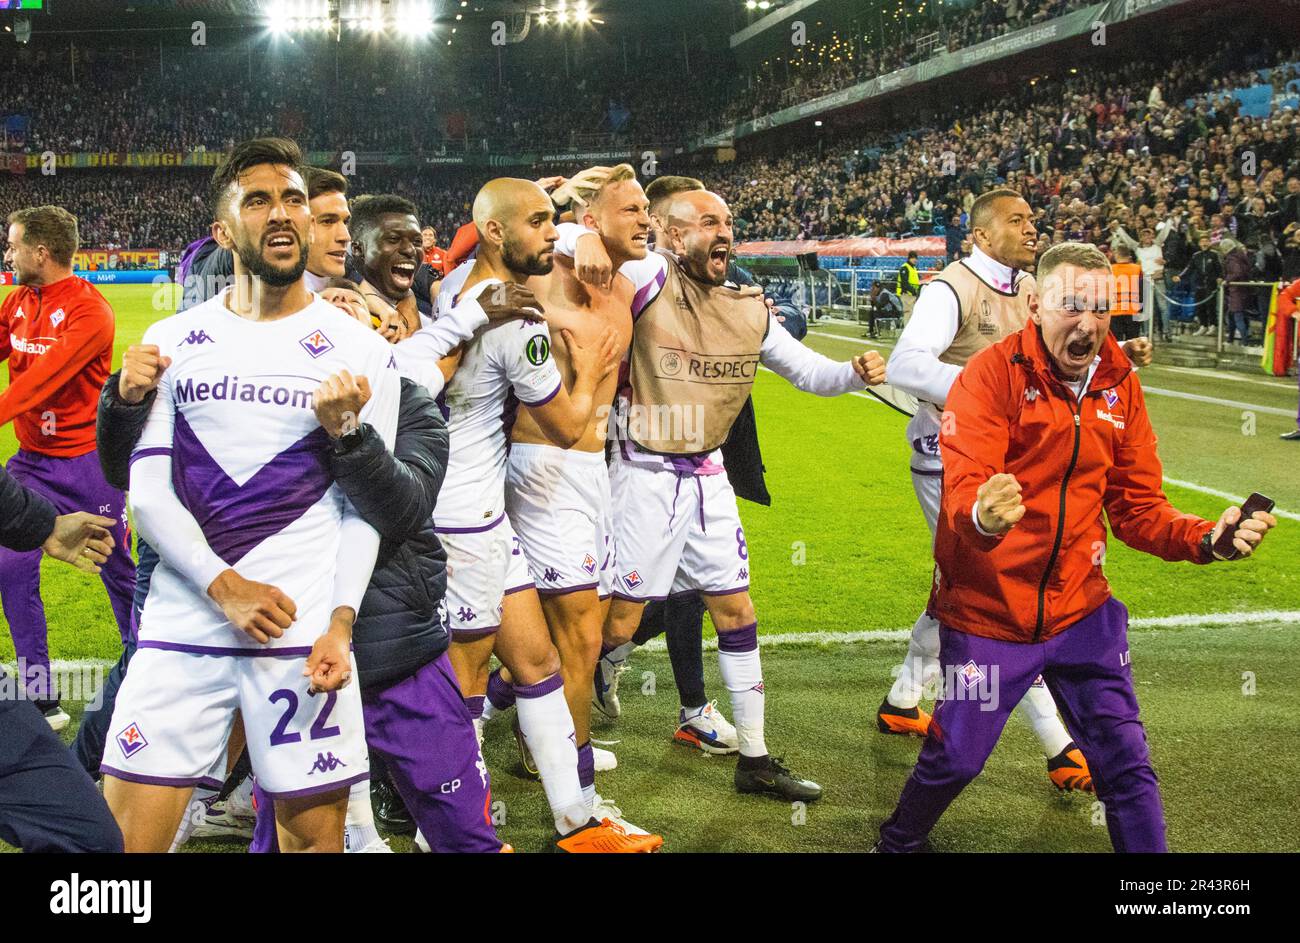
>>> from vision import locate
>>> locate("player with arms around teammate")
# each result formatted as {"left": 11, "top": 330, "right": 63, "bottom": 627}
{"left": 480, "top": 165, "right": 655, "bottom": 824}
{"left": 877, "top": 243, "right": 1275, "bottom": 852}
{"left": 423, "top": 177, "right": 658, "bottom": 851}
{"left": 563, "top": 188, "right": 886, "bottom": 802}
{"left": 879, "top": 187, "right": 1151, "bottom": 792}
{"left": 100, "top": 138, "right": 400, "bottom": 852}
{"left": 0, "top": 205, "right": 137, "bottom": 731}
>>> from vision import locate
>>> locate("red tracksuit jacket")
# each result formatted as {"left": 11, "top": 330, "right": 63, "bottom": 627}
{"left": 0, "top": 274, "right": 116, "bottom": 458}
{"left": 928, "top": 322, "right": 1214, "bottom": 643}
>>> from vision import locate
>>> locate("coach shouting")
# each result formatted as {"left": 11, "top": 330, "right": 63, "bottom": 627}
{"left": 876, "top": 243, "right": 1276, "bottom": 853}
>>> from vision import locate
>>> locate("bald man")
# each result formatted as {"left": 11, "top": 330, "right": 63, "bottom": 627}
{"left": 418, "top": 177, "right": 659, "bottom": 852}
{"left": 554, "top": 189, "right": 887, "bottom": 802}
{"left": 473, "top": 165, "right": 662, "bottom": 834}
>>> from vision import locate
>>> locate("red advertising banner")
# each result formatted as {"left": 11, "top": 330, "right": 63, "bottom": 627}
{"left": 73, "top": 248, "right": 162, "bottom": 270}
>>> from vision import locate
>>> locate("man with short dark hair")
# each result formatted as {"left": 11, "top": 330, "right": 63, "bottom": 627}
{"left": 349, "top": 194, "right": 427, "bottom": 338}
{"left": 896, "top": 250, "right": 921, "bottom": 319}
{"left": 0, "top": 204, "right": 136, "bottom": 731}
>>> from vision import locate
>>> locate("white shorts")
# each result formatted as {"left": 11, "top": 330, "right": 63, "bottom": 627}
{"left": 439, "top": 511, "right": 533, "bottom": 639}
{"left": 608, "top": 457, "right": 750, "bottom": 601}
{"left": 911, "top": 467, "right": 942, "bottom": 538}
{"left": 101, "top": 645, "right": 368, "bottom": 799}
{"left": 506, "top": 443, "right": 613, "bottom": 598}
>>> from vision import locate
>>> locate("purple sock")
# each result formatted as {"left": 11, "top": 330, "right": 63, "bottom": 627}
{"left": 577, "top": 740, "right": 596, "bottom": 808}
{"left": 465, "top": 695, "right": 485, "bottom": 721}
{"left": 486, "top": 668, "right": 516, "bottom": 711}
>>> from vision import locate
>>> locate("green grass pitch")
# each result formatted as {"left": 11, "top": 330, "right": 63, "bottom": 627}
{"left": 2, "top": 284, "right": 1297, "bottom": 852}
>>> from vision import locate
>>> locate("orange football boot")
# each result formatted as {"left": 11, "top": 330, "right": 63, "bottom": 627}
{"left": 876, "top": 698, "right": 932, "bottom": 737}
{"left": 1047, "top": 742, "right": 1094, "bottom": 793}
{"left": 555, "top": 819, "right": 664, "bottom": 853}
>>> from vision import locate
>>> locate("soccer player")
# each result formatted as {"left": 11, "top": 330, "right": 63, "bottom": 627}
{"left": 878, "top": 188, "right": 1150, "bottom": 792}
{"left": 99, "top": 138, "right": 400, "bottom": 853}
{"left": 0, "top": 204, "right": 137, "bottom": 730}
{"left": 0, "top": 474, "right": 119, "bottom": 853}
{"left": 349, "top": 194, "right": 429, "bottom": 338}
{"left": 421, "top": 177, "right": 659, "bottom": 852}
{"left": 478, "top": 165, "right": 658, "bottom": 826}
{"left": 576, "top": 174, "right": 739, "bottom": 756}
{"left": 877, "top": 242, "right": 1276, "bottom": 852}
{"left": 559, "top": 189, "right": 887, "bottom": 801}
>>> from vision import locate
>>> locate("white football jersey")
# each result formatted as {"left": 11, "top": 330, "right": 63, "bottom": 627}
{"left": 434, "top": 262, "right": 563, "bottom": 529}
{"left": 131, "top": 291, "right": 400, "bottom": 653}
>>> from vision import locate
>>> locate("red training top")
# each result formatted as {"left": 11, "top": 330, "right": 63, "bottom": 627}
{"left": 929, "top": 321, "right": 1213, "bottom": 643}
{"left": 0, "top": 274, "right": 116, "bottom": 457}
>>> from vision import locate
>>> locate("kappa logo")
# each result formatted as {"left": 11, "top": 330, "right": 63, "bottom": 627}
{"left": 457, "top": 606, "right": 477, "bottom": 623}
{"left": 12, "top": 306, "right": 24, "bottom": 320}
{"left": 581, "top": 553, "right": 597, "bottom": 575}
{"left": 50, "top": 308, "right": 66, "bottom": 328}
{"left": 1102, "top": 387, "right": 1119, "bottom": 409}
{"left": 542, "top": 567, "right": 561, "bottom": 583}
{"left": 181, "top": 329, "right": 214, "bottom": 346}
{"left": 308, "top": 752, "right": 347, "bottom": 775}
{"left": 958, "top": 660, "right": 986, "bottom": 690}
{"left": 116, "top": 721, "right": 149, "bottom": 758}
{"left": 300, "top": 329, "right": 334, "bottom": 359}
{"left": 624, "top": 569, "right": 644, "bottom": 589}
{"left": 738, "top": 566, "right": 749, "bottom": 581}
{"left": 1024, "top": 386, "right": 1039, "bottom": 402}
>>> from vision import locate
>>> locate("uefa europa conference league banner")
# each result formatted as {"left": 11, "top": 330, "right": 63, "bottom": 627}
{"left": 693, "top": 0, "right": 1198, "bottom": 150}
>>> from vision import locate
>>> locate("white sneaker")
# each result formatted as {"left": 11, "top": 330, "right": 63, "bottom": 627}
{"left": 592, "top": 793, "right": 650, "bottom": 836}
{"left": 593, "top": 746, "right": 618, "bottom": 772}
{"left": 190, "top": 795, "right": 255, "bottom": 840}
{"left": 673, "top": 700, "right": 740, "bottom": 755}
{"left": 42, "top": 704, "right": 70, "bottom": 732}
{"left": 593, "top": 646, "right": 632, "bottom": 720}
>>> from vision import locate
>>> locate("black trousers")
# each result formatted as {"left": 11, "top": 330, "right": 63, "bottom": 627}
{"left": 0, "top": 680, "right": 123, "bottom": 852}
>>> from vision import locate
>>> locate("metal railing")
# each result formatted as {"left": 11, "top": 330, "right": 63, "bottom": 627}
{"left": 1215, "top": 281, "right": 1294, "bottom": 356}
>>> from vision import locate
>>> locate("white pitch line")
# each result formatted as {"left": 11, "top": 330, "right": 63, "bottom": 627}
{"left": 808, "top": 329, "right": 1295, "bottom": 416}
{"left": 12, "top": 608, "right": 1294, "bottom": 670}
{"left": 1161, "top": 476, "right": 1300, "bottom": 522}
{"left": 1156, "top": 364, "right": 1295, "bottom": 390}
{"left": 1142, "top": 386, "right": 1294, "bottom": 417}
{"left": 637, "top": 609, "right": 1299, "bottom": 652}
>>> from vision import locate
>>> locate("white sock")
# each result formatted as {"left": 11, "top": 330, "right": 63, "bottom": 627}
{"left": 1016, "top": 678, "right": 1073, "bottom": 758}
{"left": 514, "top": 674, "right": 589, "bottom": 834}
{"left": 718, "top": 623, "right": 767, "bottom": 759}
{"left": 168, "top": 784, "right": 217, "bottom": 852}
{"left": 344, "top": 779, "right": 383, "bottom": 853}
{"left": 888, "top": 611, "right": 941, "bottom": 709}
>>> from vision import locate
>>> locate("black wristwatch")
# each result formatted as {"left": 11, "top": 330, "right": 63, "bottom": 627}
{"left": 332, "top": 425, "right": 367, "bottom": 455}
{"left": 1199, "top": 529, "right": 1216, "bottom": 563}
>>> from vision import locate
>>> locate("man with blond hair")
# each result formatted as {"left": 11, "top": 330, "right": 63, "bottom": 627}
{"left": 877, "top": 242, "right": 1276, "bottom": 852}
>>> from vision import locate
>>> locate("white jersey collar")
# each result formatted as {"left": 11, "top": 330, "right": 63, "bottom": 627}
{"left": 967, "top": 245, "right": 1020, "bottom": 294}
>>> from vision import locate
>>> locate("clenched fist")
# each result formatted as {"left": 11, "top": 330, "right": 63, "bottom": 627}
{"left": 575, "top": 232, "right": 614, "bottom": 290}
{"left": 976, "top": 472, "right": 1026, "bottom": 535}
{"left": 1121, "top": 336, "right": 1152, "bottom": 368}
{"left": 206, "top": 569, "right": 297, "bottom": 645}
{"left": 313, "top": 370, "right": 372, "bottom": 439}
{"left": 852, "top": 350, "right": 887, "bottom": 386}
{"left": 119, "top": 344, "right": 171, "bottom": 404}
